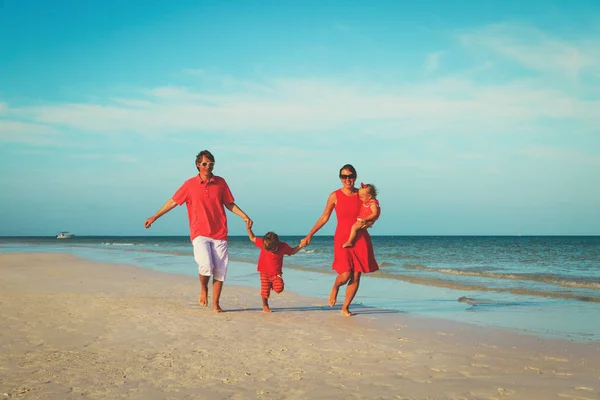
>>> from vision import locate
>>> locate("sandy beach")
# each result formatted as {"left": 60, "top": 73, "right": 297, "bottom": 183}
{"left": 1, "top": 253, "right": 598, "bottom": 400}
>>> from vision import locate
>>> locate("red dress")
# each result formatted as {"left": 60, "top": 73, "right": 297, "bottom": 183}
{"left": 331, "top": 189, "right": 379, "bottom": 274}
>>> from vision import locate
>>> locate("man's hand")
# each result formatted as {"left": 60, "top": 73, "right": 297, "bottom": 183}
{"left": 144, "top": 217, "right": 155, "bottom": 229}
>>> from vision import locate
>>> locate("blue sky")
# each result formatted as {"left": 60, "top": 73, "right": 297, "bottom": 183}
{"left": 1, "top": 0, "right": 599, "bottom": 236}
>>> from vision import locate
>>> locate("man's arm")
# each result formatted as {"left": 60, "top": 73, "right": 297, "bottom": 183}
{"left": 144, "top": 199, "right": 178, "bottom": 228}
{"left": 225, "top": 202, "right": 253, "bottom": 228}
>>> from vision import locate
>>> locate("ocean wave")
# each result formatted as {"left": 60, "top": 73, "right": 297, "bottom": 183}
{"left": 378, "top": 261, "right": 396, "bottom": 267}
{"left": 402, "top": 263, "right": 600, "bottom": 290}
{"left": 298, "top": 249, "right": 316, "bottom": 254}
{"left": 369, "top": 271, "right": 600, "bottom": 303}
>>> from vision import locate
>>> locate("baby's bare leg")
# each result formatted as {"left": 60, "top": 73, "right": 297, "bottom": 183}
{"left": 342, "top": 221, "right": 363, "bottom": 248}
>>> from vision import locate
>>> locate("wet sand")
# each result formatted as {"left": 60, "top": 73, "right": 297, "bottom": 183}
{"left": 1, "top": 253, "right": 598, "bottom": 399}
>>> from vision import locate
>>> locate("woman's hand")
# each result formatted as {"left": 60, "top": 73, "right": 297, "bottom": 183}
{"left": 300, "top": 236, "right": 312, "bottom": 247}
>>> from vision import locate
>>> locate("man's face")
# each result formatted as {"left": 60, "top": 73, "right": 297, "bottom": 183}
{"left": 197, "top": 156, "right": 215, "bottom": 174}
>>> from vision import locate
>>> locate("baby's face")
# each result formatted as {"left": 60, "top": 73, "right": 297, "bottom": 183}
{"left": 358, "top": 188, "right": 371, "bottom": 202}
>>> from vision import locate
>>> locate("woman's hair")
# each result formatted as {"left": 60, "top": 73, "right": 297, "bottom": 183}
{"left": 339, "top": 164, "right": 357, "bottom": 177}
{"left": 360, "top": 183, "right": 377, "bottom": 198}
{"left": 263, "top": 232, "right": 280, "bottom": 252}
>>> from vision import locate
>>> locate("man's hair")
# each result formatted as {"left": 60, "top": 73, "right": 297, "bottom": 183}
{"left": 196, "top": 150, "right": 215, "bottom": 163}
{"left": 263, "top": 232, "right": 280, "bottom": 252}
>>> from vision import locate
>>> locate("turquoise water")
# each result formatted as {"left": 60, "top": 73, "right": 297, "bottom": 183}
{"left": 1, "top": 235, "right": 599, "bottom": 342}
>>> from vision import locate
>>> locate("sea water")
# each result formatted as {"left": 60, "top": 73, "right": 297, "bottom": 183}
{"left": 1, "top": 235, "right": 599, "bottom": 342}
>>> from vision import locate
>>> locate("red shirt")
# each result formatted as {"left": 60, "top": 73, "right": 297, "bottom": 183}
{"left": 172, "top": 175, "right": 235, "bottom": 241}
{"left": 255, "top": 237, "right": 294, "bottom": 276}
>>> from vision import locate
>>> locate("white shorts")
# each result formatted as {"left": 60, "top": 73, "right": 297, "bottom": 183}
{"left": 192, "top": 235, "right": 229, "bottom": 282}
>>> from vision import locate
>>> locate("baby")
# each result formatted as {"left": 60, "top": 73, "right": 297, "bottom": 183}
{"left": 343, "top": 183, "right": 380, "bottom": 248}
{"left": 246, "top": 226, "right": 303, "bottom": 312}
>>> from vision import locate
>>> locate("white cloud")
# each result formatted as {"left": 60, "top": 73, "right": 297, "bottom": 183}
{"left": 2, "top": 74, "right": 598, "bottom": 140}
{"left": 1, "top": 22, "right": 599, "bottom": 147}
{"left": 424, "top": 51, "right": 444, "bottom": 73}
{"left": 460, "top": 23, "right": 600, "bottom": 78}
{"left": 518, "top": 145, "right": 600, "bottom": 167}
{"left": 0, "top": 120, "right": 61, "bottom": 145}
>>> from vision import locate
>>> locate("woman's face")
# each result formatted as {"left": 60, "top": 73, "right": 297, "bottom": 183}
{"left": 339, "top": 168, "right": 356, "bottom": 189}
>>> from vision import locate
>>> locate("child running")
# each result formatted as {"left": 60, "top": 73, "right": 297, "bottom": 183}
{"left": 246, "top": 226, "right": 304, "bottom": 312}
{"left": 342, "top": 183, "right": 380, "bottom": 248}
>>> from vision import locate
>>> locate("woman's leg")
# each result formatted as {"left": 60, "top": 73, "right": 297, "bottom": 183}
{"left": 341, "top": 271, "right": 362, "bottom": 316}
{"left": 329, "top": 271, "right": 351, "bottom": 307}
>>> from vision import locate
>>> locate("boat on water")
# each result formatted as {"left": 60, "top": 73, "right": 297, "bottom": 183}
{"left": 56, "top": 232, "right": 75, "bottom": 239}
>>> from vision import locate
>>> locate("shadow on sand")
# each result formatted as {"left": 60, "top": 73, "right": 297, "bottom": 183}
{"left": 189, "top": 302, "right": 403, "bottom": 315}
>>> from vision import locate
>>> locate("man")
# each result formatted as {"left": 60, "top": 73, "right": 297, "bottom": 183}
{"left": 144, "top": 150, "right": 252, "bottom": 312}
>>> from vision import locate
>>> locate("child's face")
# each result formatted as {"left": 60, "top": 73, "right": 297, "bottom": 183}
{"left": 358, "top": 188, "right": 371, "bottom": 202}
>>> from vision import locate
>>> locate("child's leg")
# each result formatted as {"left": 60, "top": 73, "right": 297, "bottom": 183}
{"left": 272, "top": 275, "right": 285, "bottom": 294}
{"left": 259, "top": 273, "right": 272, "bottom": 312}
{"left": 342, "top": 221, "right": 362, "bottom": 248}
{"left": 262, "top": 297, "right": 271, "bottom": 313}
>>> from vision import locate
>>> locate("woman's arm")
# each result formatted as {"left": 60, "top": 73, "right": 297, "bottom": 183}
{"left": 301, "top": 192, "right": 336, "bottom": 246}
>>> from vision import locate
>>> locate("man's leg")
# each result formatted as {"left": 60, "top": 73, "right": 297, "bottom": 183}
{"left": 329, "top": 271, "right": 351, "bottom": 307}
{"left": 193, "top": 236, "right": 214, "bottom": 307}
{"left": 198, "top": 274, "right": 210, "bottom": 307}
{"left": 212, "top": 278, "right": 223, "bottom": 313}
{"left": 341, "top": 271, "right": 362, "bottom": 316}
{"left": 211, "top": 239, "right": 229, "bottom": 313}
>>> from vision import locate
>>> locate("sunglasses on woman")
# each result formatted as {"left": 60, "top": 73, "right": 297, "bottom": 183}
{"left": 339, "top": 174, "right": 356, "bottom": 180}
{"left": 200, "top": 162, "right": 215, "bottom": 167}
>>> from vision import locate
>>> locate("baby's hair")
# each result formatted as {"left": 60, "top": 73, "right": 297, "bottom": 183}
{"left": 263, "top": 231, "right": 280, "bottom": 252}
{"left": 361, "top": 183, "right": 377, "bottom": 198}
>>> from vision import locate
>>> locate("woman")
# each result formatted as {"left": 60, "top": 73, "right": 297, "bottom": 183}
{"left": 301, "top": 164, "right": 379, "bottom": 316}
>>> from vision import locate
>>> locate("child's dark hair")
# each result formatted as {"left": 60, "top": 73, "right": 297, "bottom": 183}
{"left": 263, "top": 232, "right": 280, "bottom": 252}
{"left": 360, "top": 183, "right": 377, "bottom": 198}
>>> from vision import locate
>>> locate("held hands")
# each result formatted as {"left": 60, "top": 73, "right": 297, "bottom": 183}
{"left": 244, "top": 218, "right": 253, "bottom": 229}
{"left": 300, "top": 236, "right": 312, "bottom": 247}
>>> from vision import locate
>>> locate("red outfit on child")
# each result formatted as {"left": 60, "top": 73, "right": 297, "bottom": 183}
{"left": 255, "top": 237, "right": 294, "bottom": 298}
{"left": 332, "top": 189, "right": 379, "bottom": 274}
{"left": 358, "top": 199, "right": 380, "bottom": 222}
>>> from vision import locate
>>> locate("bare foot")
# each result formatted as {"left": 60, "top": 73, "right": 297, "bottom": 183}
{"left": 262, "top": 306, "right": 272, "bottom": 313}
{"left": 342, "top": 242, "right": 353, "bottom": 248}
{"left": 213, "top": 304, "right": 223, "bottom": 313}
{"left": 328, "top": 287, "right": 339, "bottom": 307}
{"left": 199, "top": 293, "right": 208, "bottom": 307}
{"left": 341, "top": 308, "right": 355, "bottom": 317}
